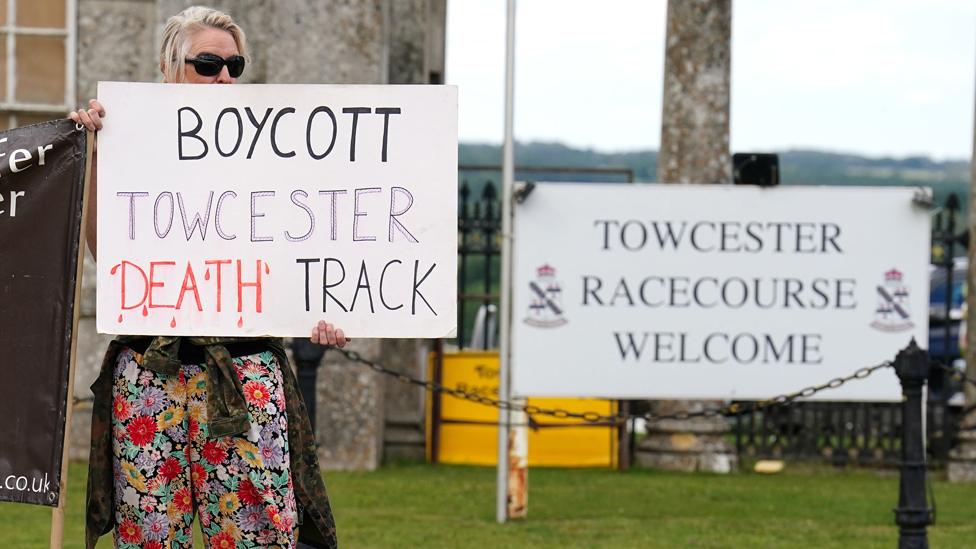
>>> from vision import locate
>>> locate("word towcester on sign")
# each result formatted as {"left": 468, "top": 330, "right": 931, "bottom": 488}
{"left": 96, "top": 82, "right": 457, "bottom": 338}
{"left": 512, "top": 183, "right": 930, "bottom": 402}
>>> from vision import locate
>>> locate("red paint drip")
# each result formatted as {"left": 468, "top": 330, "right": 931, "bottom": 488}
{"left": 264, "top": 263, "right": 270, "bottom": 275}
{"left": 141, "top": 305, "right": 148, "bottom": 317}
{"left": 117, "top": 314, "right": 123, "bottom": 323}
{"left": 110, "top": 264, "right": 120, "bottom": 275}
{"left": 204, "top": 268, "right": 211, "bottom": 281}
{"left": 237, "top": 316, "right": 244, "bottom": 328}
{"left": 170, "top": 317, "right": 177, "bottom": 328}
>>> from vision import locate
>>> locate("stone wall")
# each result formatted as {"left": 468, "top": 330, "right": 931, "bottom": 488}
{"left": 70, "top": 0, "right": 446, "bottom": 470}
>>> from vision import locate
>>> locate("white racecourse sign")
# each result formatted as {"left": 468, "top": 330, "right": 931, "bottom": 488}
{"left": 96, "top": 82, "right": 457, "bottom": 338}
{"left": 512, "top": 183, "right": 930, "bottom": 401}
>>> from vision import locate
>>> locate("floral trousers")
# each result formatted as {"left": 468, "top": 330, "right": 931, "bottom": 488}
{"left": 111, "top": 347, "right": 298, "bottom": 549}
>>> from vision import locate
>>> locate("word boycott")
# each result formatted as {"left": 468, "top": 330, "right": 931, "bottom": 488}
{"left": 177, "top": 105, "right": 402, "bottom": 162}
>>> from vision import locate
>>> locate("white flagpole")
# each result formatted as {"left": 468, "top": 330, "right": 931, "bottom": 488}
{"left": 496, "top": 0, "right": 517, "bottom": 524}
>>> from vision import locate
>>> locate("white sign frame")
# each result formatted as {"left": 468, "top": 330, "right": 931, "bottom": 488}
{"left": 96, "top": 82, "right": 457, "bottom": 338}
{"left": 511, "top": 182, "right": 930, "bottom": 402}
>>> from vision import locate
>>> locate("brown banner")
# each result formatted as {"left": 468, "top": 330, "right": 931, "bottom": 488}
{"left": 0, "top": 119, "right": 88, "bottom": 506}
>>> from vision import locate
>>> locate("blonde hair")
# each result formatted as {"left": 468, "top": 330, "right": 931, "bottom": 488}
{"left": 159, "top": 6, "right": 248, "bottom": 83}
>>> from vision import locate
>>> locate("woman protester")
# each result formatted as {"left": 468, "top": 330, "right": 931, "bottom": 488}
{"left": 71, "top": 6, "right": 342, "bottom": 548}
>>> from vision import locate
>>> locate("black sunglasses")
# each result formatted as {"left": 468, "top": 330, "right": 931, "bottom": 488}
{"left": 185, "top": 53, "right": 246, "bottom": 78}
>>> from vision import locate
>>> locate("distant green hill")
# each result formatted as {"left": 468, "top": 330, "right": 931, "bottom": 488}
{"left": 458, "top": 141, "right": 969, "bottom": 210}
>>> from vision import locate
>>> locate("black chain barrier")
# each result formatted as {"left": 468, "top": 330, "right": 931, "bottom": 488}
{"left": 70, "top": 354, "right": 894, "bottom": 421}
{"left": 334, "top": 347, "right": 892, "bottom": 424}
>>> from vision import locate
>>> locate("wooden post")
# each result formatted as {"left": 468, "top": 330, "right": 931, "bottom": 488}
{"left": 50, "top": 129, "right": 94, "bottom": 548}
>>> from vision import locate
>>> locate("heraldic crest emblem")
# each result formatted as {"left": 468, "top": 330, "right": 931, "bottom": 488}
{"left": 870, "top": 267, "right": 913, "bottom": 333}
{"left": 524, "top": 264, "right": 568, "bottom": 328}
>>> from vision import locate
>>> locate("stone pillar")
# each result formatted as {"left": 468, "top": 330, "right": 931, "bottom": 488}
{"left": 387, "top": 0, "right": 446, "bottom": 85}
{"left": 949, "top": 407, "right": 976, "bottom": 481}
{"left": 77, "top": 0, "right": 158, "bottom": 100}
{"left": 425, "top": 0, "right": 447, "bottom": 85}
{"left": 379, "top": 340, "right": 429, "bottom": 462}
{"left": 381, "top": 0, "right": 447, "bottom": 462}
{"left": 388, "top": 0, "right": 427, "bottom": 85}
{"left": 948, "top": 74, "right": 976, "bottom": 481}
{"left": 656, "top": 0, "right": 732, "bottom": 185}
{"left": 315, "top": 342, "right": 385, "bottom": 471}
{"left": 637, "top": 0, "right": 736, "bottom": 474}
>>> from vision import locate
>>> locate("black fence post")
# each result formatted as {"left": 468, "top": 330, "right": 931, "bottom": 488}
{"left": 893, "top": 339, "right": 934, "bottom": 548}
{"left": 291, "top": 338, "right": 327, "bottom": 433}
{"left": 458, "top": 181, "right": 471, "bottom": 349}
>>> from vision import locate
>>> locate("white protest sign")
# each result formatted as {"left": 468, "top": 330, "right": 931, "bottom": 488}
{"left": 96, "top": 82, "right": 457, "bottom": 338}
{"left": 512, "top": 183, "right": 930, "bottom": 401}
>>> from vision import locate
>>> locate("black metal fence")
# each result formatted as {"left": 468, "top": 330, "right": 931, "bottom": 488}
{"left": 457, "top": 179, "right": 501, "bottom": 349}
{"left": 733, "top": 399, "right": 961, "bottom": 466}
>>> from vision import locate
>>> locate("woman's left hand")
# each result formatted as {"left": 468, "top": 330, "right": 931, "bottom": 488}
{"left": 69, "top": 99, "right": 105, "bottom": 131}
{"left": 309, "top": 320, "right": 349, "bottom": 348}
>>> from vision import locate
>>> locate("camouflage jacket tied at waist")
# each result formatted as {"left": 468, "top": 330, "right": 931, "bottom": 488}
{"left": 86, "top": 336, "right": 338, "bottom": 549}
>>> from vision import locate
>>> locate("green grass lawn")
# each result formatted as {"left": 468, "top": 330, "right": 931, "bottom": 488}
{"left": 3, "top": 461, "right": 975, "bottom": 548}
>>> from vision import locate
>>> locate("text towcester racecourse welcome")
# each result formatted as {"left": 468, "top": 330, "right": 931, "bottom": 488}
{"left": 96, "top": 82, "right": 458, "bottom": 338}
{"left": 587, "top": 219, "right": 853, "bottom": 365}
{"left": 512, "top": 183, "right": 929, "bottom": 401}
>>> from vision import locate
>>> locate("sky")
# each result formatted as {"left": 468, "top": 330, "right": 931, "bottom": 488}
{"left": 446, "top": 0, "right": 976, "bottom": 160}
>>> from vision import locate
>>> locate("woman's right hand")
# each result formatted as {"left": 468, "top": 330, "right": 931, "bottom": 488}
{"left": 69, "top": 99, "right": 105, "bottom": 131}
{"left": 309, "top": 320, "right": 350, "bottom": 348}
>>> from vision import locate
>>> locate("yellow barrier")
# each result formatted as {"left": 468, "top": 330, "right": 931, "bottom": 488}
{"left": 426, "top": 352, "right": 618, "bottom": 468}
